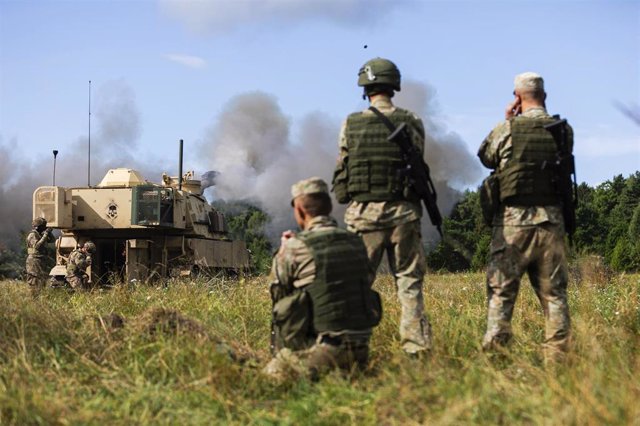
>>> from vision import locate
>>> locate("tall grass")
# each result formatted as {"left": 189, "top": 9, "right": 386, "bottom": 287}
{"left": 1, "top": 270, "right": 638, "bottom": 425}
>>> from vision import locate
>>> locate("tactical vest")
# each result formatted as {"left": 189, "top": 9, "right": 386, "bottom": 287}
{"left": 498, "top": 116, "right": 562, "bottom": 206}
{"left": 297, "top": 227, "right": 381, "bottom": 333}
{"left": 345, "top": 109, "right": 419, "bottom": 202}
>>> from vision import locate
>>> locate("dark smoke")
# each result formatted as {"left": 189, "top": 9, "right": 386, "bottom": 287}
{"left": 200, "top": 82, "right": 482, "bottom": 243}
{"left": 200, "top": 170, "right": 220, "bottom": 190}
{"left": 0, "top": 79, "right": 166, "bottom": 250}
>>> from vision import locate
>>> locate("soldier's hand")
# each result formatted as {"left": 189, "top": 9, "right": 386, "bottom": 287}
{"left": 45, "top": 227, "right": 53, "bottom": 234}
{"left": 281, "top": 230, "right": 295, "bottom": 242}
{"left": 505, "top": 95, "right": 522, "bottom": 119}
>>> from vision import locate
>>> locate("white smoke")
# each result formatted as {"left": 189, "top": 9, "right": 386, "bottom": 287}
{"left": 160, "top": 0, "right": 404, "bottom": 34}
{"left": 0, "top": 80, "right": 166, "bottom": 250}
{"left": 201, "top": 83, "right": 483, "bottom": 242}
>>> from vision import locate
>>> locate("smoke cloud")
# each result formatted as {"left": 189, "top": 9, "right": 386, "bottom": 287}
{"left": 160, "top": 0, "right": 405, "bottom": 34}
{"left": 1, "top": 78, "right": 483, "bottom": 252}
{"left": 200, "top": 92, "right": 338, "bottom": 233}
{"left": 201, "top": 82, "right": 483, "bottom": 243}
{"left": 0, "top": 79, "right": 165, "bottom": 250}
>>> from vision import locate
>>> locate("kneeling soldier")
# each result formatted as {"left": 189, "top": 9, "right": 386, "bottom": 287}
{"left": 263, "top": 177, "right": 382, "bottom": 381}
{"left": 66, "top": 241, "right": 96, "bottom": 290}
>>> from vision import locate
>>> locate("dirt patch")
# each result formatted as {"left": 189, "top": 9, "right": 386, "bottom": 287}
{"left": 135, "top": 307, "right": 210, "bottom": 339}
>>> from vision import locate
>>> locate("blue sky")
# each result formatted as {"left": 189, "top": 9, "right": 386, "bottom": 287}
{"left": 1, "top": 0, "right": 638, "bottom": 189}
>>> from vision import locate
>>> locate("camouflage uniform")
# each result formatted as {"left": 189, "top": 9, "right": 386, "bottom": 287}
{"left": 263, "top": 214, "right": 373, "bottom": 381}
{"left": 66, "top": 248, "right": 91, "bottom": 289}
{"left": 25, "top": 227, "right": 53, "bottom": 293}
{"left": 334, "top": 96, "right": 432, "bottom": 354}
{"left": 478, "top": 106, "right": 572, "bottom": 362}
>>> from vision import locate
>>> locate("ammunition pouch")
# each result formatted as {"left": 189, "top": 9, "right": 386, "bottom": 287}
{"left": 479, "top": 173, "right": 500, "bottom": 226}
{"left": 332, "top": 168, "right": 351, "bottom": 204}
{"left": 332, "top": 156, "right": 352, "bottom": 204}
{"left": 271, "top": 290, "right": 314, "bottom": 354}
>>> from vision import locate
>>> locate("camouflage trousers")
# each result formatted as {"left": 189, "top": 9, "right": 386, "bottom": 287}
{"left": 358, "top": 220, "right": 432, "bottom": 354}
{"left": 25, "top": 255, "right": 47, "bottom": 295}
{"left": 263, "top": 335, "right": 369, "bottom": 381}
{"left": 66, "top": 274, "right": 89, "bottom": 290}
{"left": 483, "top": 223, "right": 571, "bottom": 362}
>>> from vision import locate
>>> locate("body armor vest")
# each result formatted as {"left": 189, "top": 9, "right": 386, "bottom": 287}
{"left": 345, "top": 109, "right": 418, "bottom": 202}
{"left": 297, "top": 227, "right": 379, "bottom": 333}
{"left": 498, "top": 116, "right": 562, "bottom": 206}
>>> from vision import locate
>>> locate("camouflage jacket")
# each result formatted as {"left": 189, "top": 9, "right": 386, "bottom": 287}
{"left": 26, "top": 229, "right": 52, "bottom": 257}
{"left": 66, "top": 248, "right": 90, "bottom": 277}
{"left": 478, "top": 107, "right": 567, "bottom": 226}
{"left": 335, "top": 96, "right": 423, "bottom": 232}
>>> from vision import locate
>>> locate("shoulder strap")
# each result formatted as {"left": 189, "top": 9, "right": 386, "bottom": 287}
{"left": 368, "top": 106, "right": 396, "bottom": 133}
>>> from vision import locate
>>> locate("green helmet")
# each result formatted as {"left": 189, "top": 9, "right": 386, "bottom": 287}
{"left": 83, "top": 241, "right": 96, "bottom": 254}
{"left": 357, "top": 58, "right": 401, "bottom": 92}
{"left": 32, "top": 217, "right": 47, "bottom": 228}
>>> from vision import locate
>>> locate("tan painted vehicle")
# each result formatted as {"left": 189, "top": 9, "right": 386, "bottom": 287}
{"left": 33, "top": 168, "right": 249, "bottom": 284}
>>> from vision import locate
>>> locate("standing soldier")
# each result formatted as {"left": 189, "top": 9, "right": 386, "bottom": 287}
{"left": 332, "top": 58, "right": 432, "bottom": 356}
{"left": 66, "top": 241, "right": 96, "bottom": 290}
{"left": 263, "top": 177, "right": 381, "bottom": 381}
{"left": 478, "top": 72, "right": 573, "bottom": 363}
{"left": 25, "top": 217, "right": 54, "bottom": 295}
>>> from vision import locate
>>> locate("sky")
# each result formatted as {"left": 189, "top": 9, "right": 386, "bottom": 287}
{"left": 0, "top": 0, "right": 639, "bottom": 238}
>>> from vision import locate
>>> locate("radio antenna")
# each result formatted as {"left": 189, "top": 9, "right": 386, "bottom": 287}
{"left": 88, "top": 80, "right": 92, "bottom": 186}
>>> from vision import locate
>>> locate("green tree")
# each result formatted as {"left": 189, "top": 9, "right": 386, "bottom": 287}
{"left": 426, "top": 189, "right": 491, "bottom": 272}
{"left": 212, "top": 200, "right": 273, "bottom": 274}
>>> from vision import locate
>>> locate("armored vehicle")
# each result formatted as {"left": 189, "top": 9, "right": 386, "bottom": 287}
{"left": 33, "top": 167, "right": 249, "bottom": 284}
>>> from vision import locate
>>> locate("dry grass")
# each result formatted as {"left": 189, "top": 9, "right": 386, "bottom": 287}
{"left": 0, "top": 270, "right": 638, "bottom": 425}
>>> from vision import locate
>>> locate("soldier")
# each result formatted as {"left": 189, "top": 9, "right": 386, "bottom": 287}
{"left": 331, "top": 57, "right": 432, "bottom": 356}
{"left": 478, "top": 72, "right": 573, "bottom": 363}
{"left": 263, "top": 177, "right": 382, "bottom": 381}
{"left": 25, "top": 217, "right": 54, "bottom": 295}
{"left": 66, "top": 241, "right": 96, "bottom": 290}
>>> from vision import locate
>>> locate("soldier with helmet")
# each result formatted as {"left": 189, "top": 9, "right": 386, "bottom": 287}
{"left": 331, "top": 57, "right": 433, "bottom": 356}
{"left": 478, "top": 72, "right": 573, "bottom": 363}
{"left": 25, "top": 217, "right": 54, "bottom": 295}
{"left": 66, "top": 241, "right": 96, "bottom": 290}
{"left": 263, "top": 177, "right": 381, "bottom": 381}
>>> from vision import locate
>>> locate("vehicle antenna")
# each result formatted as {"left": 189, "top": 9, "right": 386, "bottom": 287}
{"left": 88, "top": 80, "right": 92, "bottom": 187}
{"left": 52, "top": 150, "right": 59, "bottom": 185}
{"left": 178, "top": 139, "right": 184, "bottom": 190}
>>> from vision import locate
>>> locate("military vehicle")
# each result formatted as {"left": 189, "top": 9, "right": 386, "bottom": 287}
{"left": 32, "top": 159, "right": 249, "bottom": 284}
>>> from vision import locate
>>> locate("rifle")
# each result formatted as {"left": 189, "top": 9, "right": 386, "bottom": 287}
{"left": 544, "top": 116, "right": 578, "bottom": 244}
{"left": 369, "top": 107, "right": 443, "bottom": 237}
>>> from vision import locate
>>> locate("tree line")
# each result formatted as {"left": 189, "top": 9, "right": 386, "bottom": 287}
{"left": 1, "top": 172, "right": 637, "bottom": 279}
{"left": 428, "top": 171, "right": 640, "bottom": 273}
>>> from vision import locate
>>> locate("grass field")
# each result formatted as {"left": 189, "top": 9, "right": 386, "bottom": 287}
{"left": 1, "top": 270, "right": 638, "bottom": 425}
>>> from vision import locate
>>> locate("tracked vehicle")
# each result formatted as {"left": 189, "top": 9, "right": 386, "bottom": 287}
{"left": 32, "top": 159, "right": 249, "bottom": 284}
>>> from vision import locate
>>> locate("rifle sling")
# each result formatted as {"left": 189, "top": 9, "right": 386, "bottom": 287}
{"left": 368, "top": 106, "right": 398, "bottom": 134}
